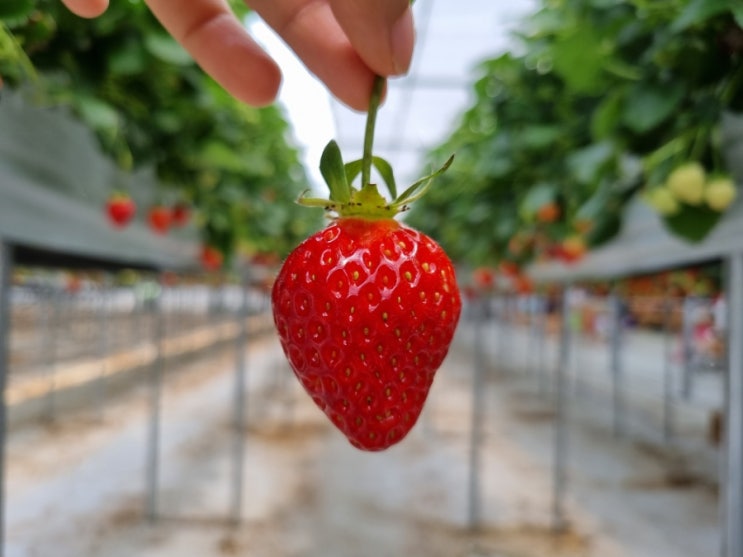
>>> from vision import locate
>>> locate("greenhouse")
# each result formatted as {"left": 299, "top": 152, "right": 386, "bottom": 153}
{"left": 0, "top": 1, "right": 742, "bottom": 556}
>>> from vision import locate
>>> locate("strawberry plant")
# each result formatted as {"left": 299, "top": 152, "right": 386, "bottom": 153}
{"left": 272, "top": 77, "right": 460, "bottom": 451}
{"left": 105, "top": 192, "right": 136, "bottom": 228}
{"left": 1, "top": 1, "right": 320, "bottom": 263}
{"left": 408, "top": 0, "right": 742, "bottom": 268}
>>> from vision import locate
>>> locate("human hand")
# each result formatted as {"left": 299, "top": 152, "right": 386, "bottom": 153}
{"left": 59, "top": 0, "right": 414, "bottom": 111}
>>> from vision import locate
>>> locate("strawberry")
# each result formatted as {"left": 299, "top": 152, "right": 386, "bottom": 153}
{"left": 200, "top": 245, "right": 223, "bottom": 271}
{"left": 148, "top": 204, "right": 172, "bottom": 234}
{"left": 105, "top": 192, "right": 136, "bottom": 228}
{"left": 536, "top": 201, "right": 560, "bottom": 223}
{"left": 704, "top": 177, "right": 737, "bottom": 211}
{"left": 559, "top": 235, "right": 587, "bottom": 264}
{"left": 644, "top": 187, "right": 680, "bottom": 216}
{"left": 666, "top": 162, "right": 706, "bottom": 205}
{"left": 171, "top": 202, "right": 191, "bottom": 227}
{"left": 473, "top": 266, "right": 496, "bottom": 290}
{"left": 272, "top": 76, "right": 459, "bottom": 451}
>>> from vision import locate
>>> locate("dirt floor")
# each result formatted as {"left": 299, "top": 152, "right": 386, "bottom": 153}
{"left": 4, "top": 319, "right": 721, "bottom": 557}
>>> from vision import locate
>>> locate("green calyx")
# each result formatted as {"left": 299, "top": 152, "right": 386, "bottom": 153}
{"left": 298, "top": 75, "right": 453, "bottom": 220}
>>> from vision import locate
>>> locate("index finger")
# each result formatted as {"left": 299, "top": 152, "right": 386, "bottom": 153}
{"left": 145, "top": 0, "right": 282, "bottom": 107}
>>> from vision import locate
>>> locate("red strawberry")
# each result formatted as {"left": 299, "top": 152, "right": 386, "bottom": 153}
{"left": 272, "top": 76, "right": 458, "bottom": 451}
{"left": 171, "top": 202, "right": 190, "bottom": 227}
{"left": 536, "top": 201, "right": 560, "bottom": 223}
{"left": 472, "top": 266, "right": 496, "bottom": 290}
{"left": 105, "top": 193, "right": 136, "bottom": 228}
{"left": 273, "top": 217, "right": 460, "bottom": 451}
{"left": 148, "top": 205, "right": 172, "bottom": 234}
{"left": 200, "top": 245, "right": 223, "bottom": 271}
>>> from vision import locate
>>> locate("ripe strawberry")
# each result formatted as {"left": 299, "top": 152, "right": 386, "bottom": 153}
{"left": 171, "top": 202, "right": 191, "bottom": 227}
{"left": 559, "top": 235, "right": 586, "bottom": 264}
{"left": 473, "top": 266, "right": 496, "bottom": 290}
{"left": 273, "top": 217, "right": 460, "bottom": 450}
{"left": 105, "top": 192, "right": 136, "bottom": 228}
{"left": 536, "top": 201, "right": 560, "bottom": 223}
{"left": 271, "top": 75, "right": 458, "bottom": 451}
{"left": 200, "top": 245, "right": 223, "bottom": 271}
{"left": 148, "top": 205, "right": 172, "bottom": 234}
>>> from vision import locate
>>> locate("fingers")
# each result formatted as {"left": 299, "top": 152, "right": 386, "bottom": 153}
{"left": 145, "top": 0, "right": 282, "bottom": 106}
{"left": 60, "top": 0, "right": 109, "bottom": 18}
{"left": 249, "top": 0, "right": 380, "bottom": 111}
{"left": 329, "top": 0, "right": 414, "bottom": 76}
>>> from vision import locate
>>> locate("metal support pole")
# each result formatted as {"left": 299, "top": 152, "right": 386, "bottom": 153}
{"left": 662, "top": 294, "right": 675, "bottom": 443}
{"left": 43, "top": 285, "right": 61, "bottom": 422}
{"left": 609, "top": 293, "right": 625, "bottom": 437}
{"left": 538, "top": 294, "right": 549, "bottom": 398}
{"left": 681, "top": 296, "right": 695, "bottom": 400}
{"left": 553, "top": 285, "right": 571, "bottom": 533}
{"left": 230, "top": 274, "right": 250, "bottom": 524}
{"left": 95, "top": 276, "right": 110, "bottom": 421}
{"left": 467, "top": 295, "right": 487, "bottom": 531}
{"left": 146, "top": 277, "right": 165, "bottom": 522}
{"left": 722, "top": 252, "right": 743, "bottom": 557}
{"left": 0, "top": 242, "right": 13, "bottom": 557}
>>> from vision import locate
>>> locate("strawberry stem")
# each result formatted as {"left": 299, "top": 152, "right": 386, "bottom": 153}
{"left": 361, "top": 76, "right": 386, "bottom": 188}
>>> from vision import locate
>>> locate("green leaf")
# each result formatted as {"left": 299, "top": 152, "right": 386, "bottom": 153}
{"left": 344, "top": 159, "right": 363, "bottom": 185}
{"left": 75, "top": 96, "right": 120, "bottom": 133}
{"left": 144, "top": 33, "right": 193, "bottom": 66}
{"left": 372, "top": 156, "right": 397, "bottom": 199}
{"left": 518, "top": 125, "right": 562, "bottom": 150}
{"left": 591, "top": 93, "right": 624, "bottom": 140}
{"left": 393, "top": 155, "right": 454, "bottom": 209}
{"left": 567, "top": 141, "right": 616, "bottom": 185}
{"left": 662, "top": 205, "right": 721, "bottom": 243}
{"left": 0, "top": 0, "right": 34, "bottom": 22}
{"left": 622, "top": 83, "right": 685, "bottom": 134}
{"left": 519, "top": 183, "right": 556, "bottom": 218}
{"left": 734, "top": 6, "right": 743, "bottom": 27}
{"left": 551, "top": 26, "right": 607, "bottom": 95}
{"left": 343, "top": 157, "right": 396, "bottom": 198}
{"left": 320, "top": 140, "right": 351, "bottom": 204}
{"left": 671, "top": 0, "right": 735, "bottom": 31}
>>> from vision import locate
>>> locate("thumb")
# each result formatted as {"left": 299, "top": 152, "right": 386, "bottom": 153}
{"left": 329, "top": 0, "right": 414, "bottom": 76}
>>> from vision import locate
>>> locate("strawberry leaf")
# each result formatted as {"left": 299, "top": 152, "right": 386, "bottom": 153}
{"left": 372, "top": 156, "right": 397, "bottom": 199}
{"left": 392, "top": 155, "right": 454, "bottom": 209}
{"left": 320, "top": 140, "right": 351, "bottom": 204}
{"left": 344, "top": 159, "right": 364, "bottom": 186}
{"left": 343, "top": 156, "right": 397, "bottom": 199}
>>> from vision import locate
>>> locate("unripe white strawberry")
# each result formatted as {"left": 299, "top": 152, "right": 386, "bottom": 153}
{"left": 705, "top": 177, "right": 737, "bottom": 211}
{"left": 666, "top": 162, "right": 706, "bottom": 205}
{"left": 645, "top": 187, "right": 680, "bottom": 216}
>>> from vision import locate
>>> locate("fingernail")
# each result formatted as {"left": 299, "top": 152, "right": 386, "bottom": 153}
{"left": 390, "top": 8, "right": 414, "bottom": 75}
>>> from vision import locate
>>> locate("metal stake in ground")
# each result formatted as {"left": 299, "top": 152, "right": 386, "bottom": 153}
{"left": 0, "top": 242, "right": 14, "bottom": 557}
{"left": 230, "top": 272, "right": 250, "bottom": 524}
{"left": 722, "top": 252, "right": 743, "bottom": 557}
{"left": 553, "top": 285, "right": 571, "bottom": 533}
{"left": 662, "top": 292, "right": 675, "bottom": 443}
{"left": 467, "top": 293, "right": 487, "bottom": 531}
{"left": 608, "top": 292, "right": 625, "bottom": 437}
{"left": 146, "top": 273, "right": 166, "bottom": 522}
